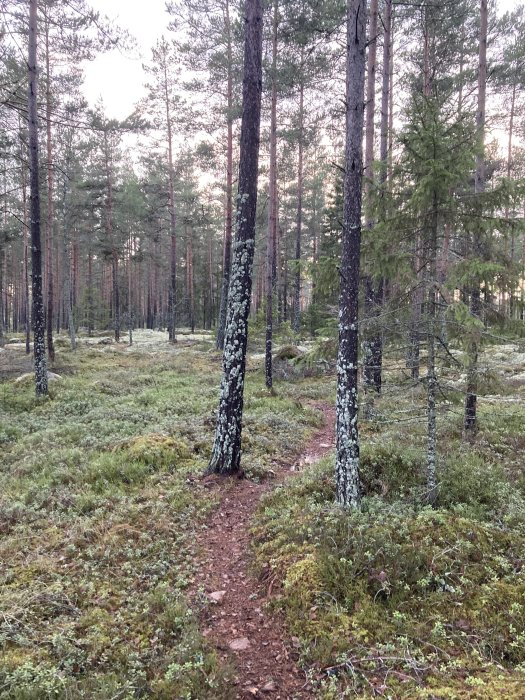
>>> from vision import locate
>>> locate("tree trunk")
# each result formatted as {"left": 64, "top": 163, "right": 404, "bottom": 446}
{"left": 44, "top": 15, "right": 55, "bottom": 362}
{"left": 362, "top": 0, "right": 379, "bottom": 405}
{"left": 28, "top": 0, "right": 48, "bottom": 396}
{"left": 464, "top": 0, "right": 487, "bottom": 437}
{"left": 426, "top": 192, "right": 439, "bottom": 505}
{"left": 207, "top": 0, "right": 263, "bottom": 475}
{"left": 370, "top": 0, "right": 391, "bottom": 394}
{"left": 23, "top": 159, "right": 31, "bottom": 354}
{"left": 507, "top": 79, "right": 516, "bottom": 319}
{"left": 292, "top": 65, "right": 304, "bottom": 334}
{"left": 217, "top": 0, "right": 234, "bottom": 350}
{"left": 265, "top": 0, "right": 278, "bottom": 391}
{"left": 164, "top": 55, "right": 178, "bottom": 343}
{"left": 336, "top": 0, "right": 367, "bottom": 508}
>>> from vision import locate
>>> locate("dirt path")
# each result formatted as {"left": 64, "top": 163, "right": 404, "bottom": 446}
{"left": 192, "top": 403, "right": 335, "bottom": 700}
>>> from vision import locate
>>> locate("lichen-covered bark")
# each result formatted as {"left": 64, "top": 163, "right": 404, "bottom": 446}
{"left": 335, "top": 0, "right": 366, "bottom": 508}
{"left": 28, "top": 0, "right": 48, "bottom": 396}
{"left": 207, "top": 0, "right": 263, "bottom": 475}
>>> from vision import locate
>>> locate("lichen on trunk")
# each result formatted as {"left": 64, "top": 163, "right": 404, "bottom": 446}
{"left": 335, "top": 0, "right": 367, "bottom": 508}
{"left": 207, "top": 0, "right": 263, "bottom": 475}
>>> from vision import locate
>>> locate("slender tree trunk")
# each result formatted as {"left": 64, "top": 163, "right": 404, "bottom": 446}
{"left": 164, "top": 56, "right": 178, "bottom": 343}
{"left": 507, "top": 79, "right": 516, "bottom": 319}
{"left": 128, "top": 234, "right": 133, "bottom": 345}
{"left": 265, "top": 0, "right": 278, "bottom": 391}
{"left": 207, "top": 0, "right": 263, "bottom": 475}
{"left": 23, "top": 161, "right": 31, "bottom": 354}
{"left": 87, "top": 250, "right": 94, "bottom": 336}
{"left": 103, "top": 130, "right": 119, "bottom": 342}
{"left": 336, "top": 0, "right": 367, "bottom": 508}
{"left": 292, "top": 65, "right": 304, "bottom": 334}
{"left": 464, "top": 0, "right": 487, "bottom": 436}
{"left": 426, "top": 192, "right": 439, "bottom": 504}
{"left": 371, "top": 0, "right": 391, "bottom": 394}
{"left": 28, "top": 0, "right": 48, "bottom": 396}
{"left": 362, "top": 0, "right": 378, "bottom": 405}
{"left": 44, "top": 15, "right": 55, "bottom": 362}
{"left": 217, "top": 0, "right": 234, "bottom": 349}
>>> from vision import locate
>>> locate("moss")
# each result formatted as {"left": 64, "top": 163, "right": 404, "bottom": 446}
{"left": 114, "top": 433, "right": 192, "bottom": 469}
{"left": 253, "top": 452, "right": 525, "bottom": 696}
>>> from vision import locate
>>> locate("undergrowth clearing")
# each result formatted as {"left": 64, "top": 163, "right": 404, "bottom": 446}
{"left": 0, "top": 332, "right": 323, "bottom": 699}
{"left": 1, "top": 331, "right": 524, "bottom": 698}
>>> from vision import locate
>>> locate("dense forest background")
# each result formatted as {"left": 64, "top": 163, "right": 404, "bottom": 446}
{"left": 1, "top": 0, "right": 524, "bottom": 360}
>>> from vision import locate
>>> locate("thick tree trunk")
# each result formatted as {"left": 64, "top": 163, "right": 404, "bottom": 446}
{"left": 207, "top": 0, "right": 263, "bottom": 476}
{"left": 265, "top": 0, "right": 278, "bottom": 391}
{"left": 28, "top": 0, "right": 48, "bottom": 396}
{"left": 464, "top": 0, "right": 487, "bottom": 437}
{"left": 336, "top": 0, "right": 367, "bottom": 508}
{"left": 217, "top": 0, "right": 234, "bottom": 350}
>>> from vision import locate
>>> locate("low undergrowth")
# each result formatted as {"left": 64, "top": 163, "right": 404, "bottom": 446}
{"left": 0, "top": 337, "right": 319, "bottom": 699}
{"left": 253, "top": 359, "right": 525, "bottom": 699}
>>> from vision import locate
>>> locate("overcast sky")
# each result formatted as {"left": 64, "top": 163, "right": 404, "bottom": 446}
{"left": 82, "top": 0, "right": 172, "bottom": 120}
{"left": 82, "top": 0, "right": 520, "bottom": 121}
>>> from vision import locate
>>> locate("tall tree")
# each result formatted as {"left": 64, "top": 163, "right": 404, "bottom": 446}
{"left": 265, "top": 0, "right": 278, "bottom": 391}
{"left": 143, "top": 38, "right": 184, "bottom": 343}
{"left": 207, "top": 0, "right": 263, "bottom": 475}
{"left": 335, "top": 0, "right": 367, "bottom": 507}
{"left": 28, "top": 0, "right": 48, "bottom": 396}
{"left": 464, "top": 0, "right": 487, "bottom": 436}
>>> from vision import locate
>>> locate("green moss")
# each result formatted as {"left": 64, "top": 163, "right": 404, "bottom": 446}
{"left": 253, "top": 452, "right": 525, "bottom": 696}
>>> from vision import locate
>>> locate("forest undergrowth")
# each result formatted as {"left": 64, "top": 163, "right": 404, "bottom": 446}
{"left": 252, "top": 342, "right": 525, "bottom": 699}
{"left": 1, "top": 332, "right": 524, "bottom": 698}
{"left": 0, "top": 331, "right": 322, "bottom": 699}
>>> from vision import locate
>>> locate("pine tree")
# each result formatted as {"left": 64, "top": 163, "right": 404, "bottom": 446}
{"left": 27, "top": 0, "right": 48, "bottom": 396}
{"left": 335, "top": 0, "right": 367, "bottom": 508}
{"left": 207, "top": 0, "right": 263, "bottom": 475}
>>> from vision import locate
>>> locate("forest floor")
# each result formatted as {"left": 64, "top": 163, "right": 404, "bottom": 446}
{"left": 190, "top": 402, "right": 336, "bottom": 700}
{"left": 1, "top": 329, "right": 525, "bottom": 699}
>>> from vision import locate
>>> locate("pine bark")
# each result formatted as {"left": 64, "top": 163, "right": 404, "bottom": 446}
{"left": 207, "top": 0, "right": 263, "bottom": 475}
{"left": 336, "top": 0, "right": 367, "bottom": 508}
{"left": 464, "top": 0, "right": 487, "bottom": 436}
{"left": 216, "top": 0, "right": 234, "bottom": 350}
{"left": 426, "top": 192, "right": 439, "bottom": 504}
{"left": 265, "top": 0, "right": 278, "bottom": 391}
{"left": 44, "top": 16, "right": 55, "bottom": 362}
{"left": 362, "top": 0, "right": 378, "bottom": 403}
{"left": 28, "top": 0, "right": 48, "bottom": 396}
{"left": 164, "top": 53, "right": 178, "bottom": 343}
{"left": 292, "top": 66, "right": 304, "bottom": 334}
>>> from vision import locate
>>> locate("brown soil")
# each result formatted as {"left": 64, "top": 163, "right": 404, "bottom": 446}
{"left": 192, "top": 402, "right": 336, "bottom": 700}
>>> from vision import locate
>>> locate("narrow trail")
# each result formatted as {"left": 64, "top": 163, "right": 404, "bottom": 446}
{"left": 192, "top": 402, "right": 336, "bottom": 700}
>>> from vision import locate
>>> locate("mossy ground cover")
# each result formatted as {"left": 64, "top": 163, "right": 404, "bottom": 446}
{"left": 0, "top": 335, "right": 321, "bottom": 699}
{"left": 252, "top": 344, "right": 525, "bottom": 699}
